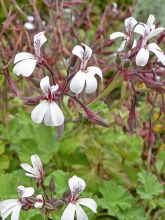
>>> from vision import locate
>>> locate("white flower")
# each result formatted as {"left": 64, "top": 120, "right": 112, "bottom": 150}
{"left": 34, "top": 195, "right": 44, "bottom": 209}
{"left": 110, "top": 17, "right": 137, "bottom": 51}
{"left": 20, "top": 154, "right": 44, "bottom": 182}
{"left": 136, "top": 43, "right": 165, "bottom": 66}
{"left": 61, "top": 175, "right": 97, "bottom": 220}
{"left": 31, "top": 76, "right": 64, "bottom": 126}
{"left": 0, "top": 186, "right": 34, "bottom": 220}
{"left": 13, "top": 31, "right": 47, "bottom": 77}
{"left": 134, "top": 15, "right": 165, "bottom": 66}
{"left": 134, "top": 14, "right": 165, "bottom": 44}
{"left": 70, "top": 44, "right": 102, "bottom": 94}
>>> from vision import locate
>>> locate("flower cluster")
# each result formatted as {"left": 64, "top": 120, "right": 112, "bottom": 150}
{"left": 13, "top": 32, "right": 103, "bottom": 128}
{"left": 0, "top": 155, "right": 97, "bottom": 220}
{"left": 110, "top": 14, "right": 165, "bottom": 66}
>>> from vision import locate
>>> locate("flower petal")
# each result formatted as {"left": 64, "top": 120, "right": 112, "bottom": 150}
{"left": 147, "top": 14, "right": 155, "bottom": 28}
{"left": 31, "top": 154, "right": 43, "bottom": 172}
{"left": 40, "top": 76, "right": 50, "bottom": 94}
{"left": 134, "top": 23, "right": 150, "bottom": 37}
{"left": 85, "top": 73, "right": 97, "bottom": 94}
{"left": 147, "top": 43, "right": 165, "bottom": 65}
{"left": 24, "top": 22, "right": 35, "bottom": 30}
{"left": 13, "top": 58, "right": 37, "bottom": 77}
{"left": 81, "top": 43, "right": 93, "bottom": 61}
{"left": 34, "top": 31, "right": 47, "bottom": 57}
{"left": 17, "top": 186, "right": 34, "bottom": 198}
{"left": 70, "top": 71, "right": 86, "bottom": 94}
{"left": 61, "top": 203, "right": 76, "bottom": 220}
{"left": 14, "top": 52, "right": 35, "bottom": 64}
{"left": 11, "top": 204, "right": 22, "bottom": 220}
{"left": 86, "top": 66, "right": 102, "bottom": 78}
{"left": 110, "top": 32, "right": 126, "bottom": 40}
{"left": 49, "top": 102, "right": 64, "bottom": 126}
{"left": 72, "top": 45, "right": 84, "bottom": 60}
{"left": 20, "top": 163, "right": 36, "bottom": 175}
{"left": 149, "top": 27, "right": 165, "bottom": 38}
{"left": 31, "top": 100, "right": 48, "bottom": 124}
{"left": 44, "top": 104, "right": 54, "bottom": 126}
{"left": 124, "top": 17, "right": 137, "bottom": 32}
{"left": 50, "top": 85, "right": 59, "bottom": 94}
{"left": 78, "top": 198, "right": 97, "bottom": 213}
{"left": 136, "top": 47, "right": 149, "bottom": 66}
{"left": 1, "top": 201, "right": 20, "bottom": 220}
{"left": 75, "top": 204, "right": 88, "bottom": 220}
{"left": 68, "top": 176, "right": 86, "bottom": 195}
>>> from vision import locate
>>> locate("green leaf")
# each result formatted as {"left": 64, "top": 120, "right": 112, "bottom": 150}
{"left": 98, "top": 181, "right": 146, "bottom": 220}
{"left": 137, "top": 171, "right": 164, "bottom": 200}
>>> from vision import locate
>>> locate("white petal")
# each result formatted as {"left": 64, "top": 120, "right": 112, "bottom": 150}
{"left": 50, "top": 85, "right": 59, "bottom": 94}
{"left": 17, "top": 186, "right": 34, "bottom": 198}
{"left": 27, "top": 15, "right": 34, "bottom": 22}
{"left": 134, "top": 23, "right": 150, "bottom": 37}
{"left": 149, "top": 27, "right": 165, "bottom": 39}
{"left": 24, "top": 22, "right": 35, "bottom": 30}
{"left": 75, "top": 204, "right": 88, "bottom": 220}
{"left": 31, "top": 154, "right": 43, "bottom": 172}
{"left": 68, "top": 176, "right": 86, "bottom": 195}
{"left": 20, "top": 163, "right": 36, "bottom": 175}
{"left": 34, "top": 196, "right": 44, "bottom": 209}
{"left": 13, "top": 58, "right": 37, "bottom": 77}
{"left": 147, "top": 43, "right": 165, "bottom": 65}
{"left": 72, "top": 45, "right": 84, "bottom": 61}
{"left": 78, "top": 198, "right": 97, "bottom": 213}
{"left": 25, "top": 173, "right": 36, "bottom": 178}
{"left": 11, "top": 204, "right": 22, "bottom": 220}
{"left": 117, "top": 39, "right": 127, "bottom": 51}
{"left": 147, "top": 14, "right": 155, "bottom": 28}
{"left": 34, "top": 31, "right": 47, "bottom": 57}
{"left": 86, "top": 66, "right": 102, "bottom": 78}
{"left": 0, "top": 199, "right": 18, "bottom": 210}
{"left": 136, "top": 47, "right": 149, "bottom": 66}
{"left": 31, "top": 100, "right": 48, "bottom": 124}
{"left": 14, "top": 52, "right": 35, "bottom": 64}
{"left": 34, "top": 201, "right": 43, "bottom": 209}
{"left": 124, "top": 17, "right": 137, "bottom": 32}
{"left": 49, "top": 102, "right": 64, "bottom": 126}
{"left": 70, "top": 71, "right": 86, "bottom": 94}
{"left": 44, "top": 104, "right": 54, "bottom": 126}
{"left": 61, "top": 203, "right": 76, "bottom": 220}
{"left": 1, "top": 202, "right": 20, "bottom": 220}
{"left": 81, "top": 43, "right": 93, "bottom": 61}
{"left": 40, "top": 76, "right": 50, "bottom": 93}
{"left": 110, "top": 32, "right": 126, "bottom": 40}
{"left": 85, "top": 73, "right": 97, "bottom": 94}
{"left": 0, "top": 200, "right": 19, "bottom": 216}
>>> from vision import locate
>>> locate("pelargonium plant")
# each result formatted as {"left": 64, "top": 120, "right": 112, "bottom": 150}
{"left": 0, "top": 155, "right": 97, "bottom": 220}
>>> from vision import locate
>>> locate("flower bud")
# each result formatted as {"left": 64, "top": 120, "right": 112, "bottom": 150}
{"left": 49, "top": 178, "right": 55, "bottom": 193}
{"left": 54, "top": 200, "right": 64, "bottom": 209}
{"left": 115, "top": 54, "right": 121, "bottom": 65}
{"left": 62, "top": 190, "right": 71, "bottom": 199}
{"left": 121, "top": 59, "right": 130, "bottom": 69}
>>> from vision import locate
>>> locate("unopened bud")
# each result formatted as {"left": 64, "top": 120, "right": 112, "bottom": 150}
{"left": 62, "top": 190, "right": 71, "bottom": 199}
{"left": 115, "top": 54, "right": 121, "bottom": 65}
{"left": 122, "top": 59, "right": 130, "bottom": 69}
{"left": 49, "top": 178, "right": 55, "bottom": 193}
{"left": 54, "top": 200, "right": 64, "bottom": 209}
